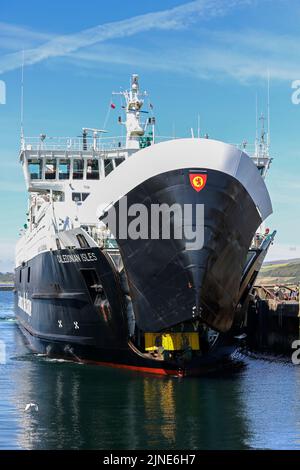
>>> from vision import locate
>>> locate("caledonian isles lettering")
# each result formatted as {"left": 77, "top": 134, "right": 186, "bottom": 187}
{"left": 57, "top": 252, "right": 97, "bottom": 263}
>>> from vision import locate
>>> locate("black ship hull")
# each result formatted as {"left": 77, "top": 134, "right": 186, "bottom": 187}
{"left": 14, "top": 245, "right": 236, "bottom": 377}
{"left": 15, "top": 167, "right": 272, "bottom": 376}
{"left": 16, "top": 317, "right": 238, "bottom": 377}
{"left": 111, "top": 167, "right": 261, "bottom": 333}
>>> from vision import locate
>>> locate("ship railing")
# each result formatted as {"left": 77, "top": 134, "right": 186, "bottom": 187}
{"left": 21, "top": 136, "right": 265, "bottom": 158}
{"left": 81, "top": 224, "right": 118, "bottom": 249}
{"left": 21, "top": 136, "right": 128, "bottom": 152}
{"left": 21, "top": 135, "right": 165, "bottom": 152}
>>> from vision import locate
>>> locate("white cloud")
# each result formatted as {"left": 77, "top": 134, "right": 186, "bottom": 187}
{"left": 0, "top": 22, "right": 53, "bottom": 52}
{"left": 3, "top": 1, "right": 299, "bottom": 83}
{"left": 42, "top": 16, "right": 300, "bottom": 83}
{"left": 65, "top": 39, "right": 300, "bottom": 82}
{"left": 0, "top": 0, "right": 254, "bottom": 74}
{"left": 4, "top": 1, "right": 298, "bottom": 83}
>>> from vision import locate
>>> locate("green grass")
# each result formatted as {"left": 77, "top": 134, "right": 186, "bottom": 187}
{"left": 260, "top": 263, "right": 289, "bottom": 272}
{"left": 258, "top": 260, "right": 300, "bottom": 284}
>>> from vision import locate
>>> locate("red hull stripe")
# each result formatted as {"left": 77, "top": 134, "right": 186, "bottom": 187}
{"left": 82, "top": 359, "right": 185, "bottom": 377}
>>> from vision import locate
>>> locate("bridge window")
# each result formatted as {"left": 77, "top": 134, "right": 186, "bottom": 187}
{"left": 28, "top": 159, "right": 42, "bottom": 180}
{"left": 53, "top": 191, "right": 65, "bottom": 202}
{"left": 72, "top": 192, "right": 81, "bottom": 203}
{"left": 257, "top": 166, "right": 264, "bottom": 176}
{"left": 59, "top": 159, "right": 70, "bottom": 179}
{"left": 72, "top": 192, "right": 90, "bottom": 203}
{"left": 87, "top": 159, "right": 99, "bottom": 180}
{"left": 45, "top": 159, "right": 56, "bottom": 179}
{"left": 104, "top": 159, "right": 114, "bottom": 176}
{"left": 73, "top": 159, "right": 84, "bottom": 179}
{"left": 115, "top": 157, "right": 125, "bottom": 167}
{"left": 77, "top": 234, "right": 89, "bottom": 248}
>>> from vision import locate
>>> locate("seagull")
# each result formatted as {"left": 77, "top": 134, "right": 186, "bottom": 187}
{"left": 24, "top": 403, "right": 39, "bottom": 412}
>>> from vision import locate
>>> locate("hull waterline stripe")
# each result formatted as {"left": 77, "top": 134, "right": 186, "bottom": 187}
{"left": 81, "top": 359, "right": 185, "bottom": 377}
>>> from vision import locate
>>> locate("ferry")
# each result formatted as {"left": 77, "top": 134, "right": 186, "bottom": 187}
{"left": 15, "top": 75, "right": 275, "bottom": 376}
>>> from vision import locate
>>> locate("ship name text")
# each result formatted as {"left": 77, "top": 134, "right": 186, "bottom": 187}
{"left": 56, "top": 252, "right": 97, "bottom": 264}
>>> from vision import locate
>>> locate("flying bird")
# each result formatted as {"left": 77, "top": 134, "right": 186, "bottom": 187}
{"left": 24, "top": 403, "right": 39, "bottom": 412}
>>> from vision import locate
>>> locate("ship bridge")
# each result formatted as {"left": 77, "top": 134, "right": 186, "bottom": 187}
{"left": 20, "top": 134, "right": 272, "bottom": 192}
{"left": 19, "top": 133, "right": 135, "bottom": 192}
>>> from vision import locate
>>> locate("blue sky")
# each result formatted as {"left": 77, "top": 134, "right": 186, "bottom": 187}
{"left": 1, "top": 0, "right": 300, "bottom": 271}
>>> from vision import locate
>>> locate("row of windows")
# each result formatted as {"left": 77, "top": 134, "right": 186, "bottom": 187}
{"left": 28, "top": 157, "right": 125, "bottom": 181}
{"left": 54, "top": 234, "right": 90, "bottom": 249}
{"left": 54, "top": 234, "right": 89, "bottom": 250}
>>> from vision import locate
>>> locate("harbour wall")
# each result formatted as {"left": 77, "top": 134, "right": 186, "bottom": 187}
{"left": 246, "top": 286, "right": 299, "bottom": 354}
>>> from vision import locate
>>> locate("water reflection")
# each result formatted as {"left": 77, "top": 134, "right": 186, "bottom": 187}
{"left": 241, "top": 357, "right": 300, "bottom": 449}
{"left": 10, "top": 325, "right": 249, "bottom": 449}
{"left": 1, "top": 290, "right": 300, "bottom": 450}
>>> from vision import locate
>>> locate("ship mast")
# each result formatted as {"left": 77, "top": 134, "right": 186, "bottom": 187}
{"left": 252, "top": 74, "right": 272, "bottom": 179}
{"left": 113, "top": 74, "right": 146, "bottom": 149}
{"left": 253, "top": 112, "right": 272, "bottom": 179}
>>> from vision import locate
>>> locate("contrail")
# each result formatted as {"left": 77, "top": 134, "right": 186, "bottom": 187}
{"left": 0, "top": 0, "right": 251, "bottom": 74}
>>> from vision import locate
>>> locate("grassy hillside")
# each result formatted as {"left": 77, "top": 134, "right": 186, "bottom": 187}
{"left": 0, "top": 272, "right": 14, "bottom": 284}
{"left": 257, "top": 260, "right": 300, "bottom": 285}
{"left": 263, "top": 258, "right": 300, "bottom": 266}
